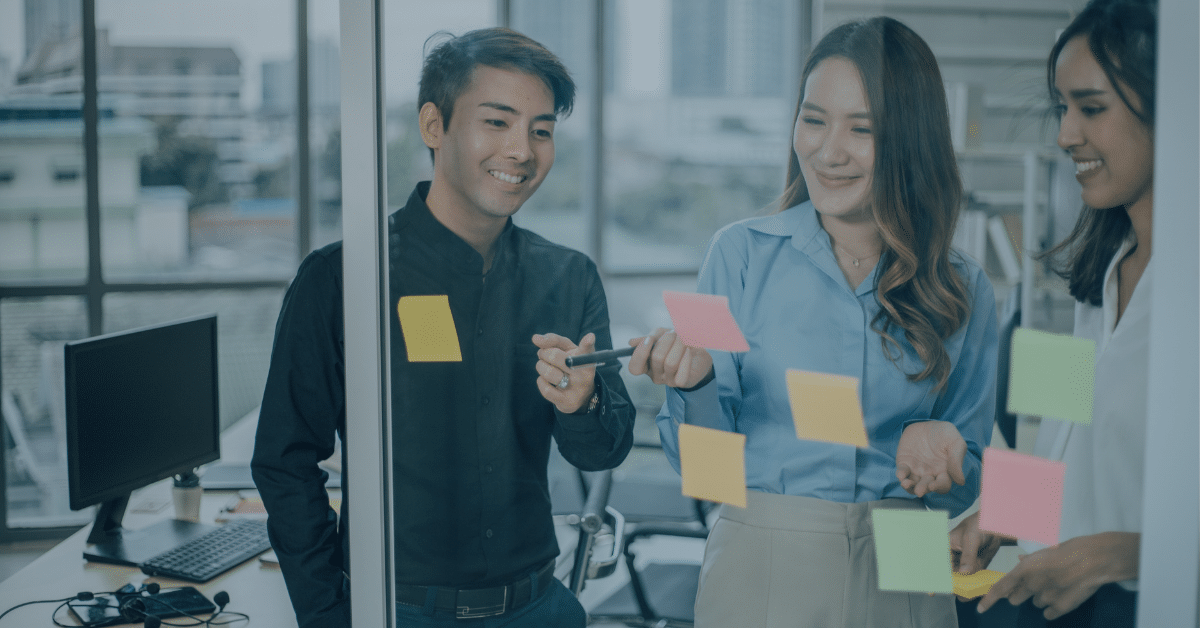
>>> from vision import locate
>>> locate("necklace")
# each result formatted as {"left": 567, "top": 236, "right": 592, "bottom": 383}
{"left": 834, "top": 243, "right": 880, "bottom": 268}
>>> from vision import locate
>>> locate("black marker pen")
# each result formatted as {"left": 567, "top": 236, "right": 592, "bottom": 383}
{"left": 565, "top": 346, "right": 636, "bottom": 368}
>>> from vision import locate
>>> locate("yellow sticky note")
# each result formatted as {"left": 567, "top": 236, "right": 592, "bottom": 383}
{"left": 678, "top": 424, "right": 747, "bottom": 508}
{"left": 396, "top": 295, "right": 462, "bottom": 362}
{"left": 786, "top": 370, "right": 869, "bottom": 447}
{"left": 952, "top": 569, "right": 1005, "bottom": 599}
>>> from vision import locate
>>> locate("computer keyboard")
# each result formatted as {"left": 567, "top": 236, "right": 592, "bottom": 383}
{"left": 140, "top": 518, "right": 272, "bottom": 582}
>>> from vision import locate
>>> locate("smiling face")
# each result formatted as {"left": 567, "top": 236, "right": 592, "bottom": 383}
{"left": 421, "top": 65, "right": 556, "bottom": 228}
{"left": 1054, "top": 35, "right": 1154, "bottom": 214}
{"left": 793, "top": 56, "right": 875, "bottom": 222}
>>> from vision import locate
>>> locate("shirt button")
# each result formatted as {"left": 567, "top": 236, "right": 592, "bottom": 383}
{"left": 484, "top": 465, "right": 493, "bottom": 474}
{"left": 481, "top": 396, "right": 490, "bottom": 406}
{"left": 477, "top": 328, "right": 483, "bottom": 336}
{"left": 485, "top": 529, "right": 493, "bottom": 539}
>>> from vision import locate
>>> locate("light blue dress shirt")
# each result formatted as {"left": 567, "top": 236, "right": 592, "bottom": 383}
{"left": 656, "top": 201, "right": 998, "bottom": 517}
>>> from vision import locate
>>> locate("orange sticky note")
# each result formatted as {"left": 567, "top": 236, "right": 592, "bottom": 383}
{"left": 785, "top": 370, "right": 869, "bottom": 447}
{"left": 952, "top": 569, "right": 1005, "bottom": 599}
{"left": 396, "top": 295, "right": 462, "bottom": 362}
{"left": 678, "top": 424, "right": 747, "bottom": 508}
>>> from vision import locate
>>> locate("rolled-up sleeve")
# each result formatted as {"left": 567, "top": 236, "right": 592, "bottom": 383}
{"left": 553, "top": 260, "right": 636, "bottom": 472}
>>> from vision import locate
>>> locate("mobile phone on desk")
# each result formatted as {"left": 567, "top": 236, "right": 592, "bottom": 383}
{"left": 69, "top": 586, "right": 216, "bottom": 626}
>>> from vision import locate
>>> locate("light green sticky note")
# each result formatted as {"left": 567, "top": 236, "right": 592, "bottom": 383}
{"left": 1007, "top": 327, "right": 1096, "bottom": 424}
{"left": 872, "top": 509, "right": 953, "bottom": 594}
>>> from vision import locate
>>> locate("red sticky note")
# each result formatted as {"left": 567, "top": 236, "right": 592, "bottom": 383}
{"left": 662, "top": 291, "right": 750, "bottom": 352}
{"left": 978, "top": 447, "right": 1065, "bottom": 546}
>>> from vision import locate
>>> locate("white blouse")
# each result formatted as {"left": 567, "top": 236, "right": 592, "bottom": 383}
{"left": 1022, "top": 236, "right": 1150, "bottom": 591}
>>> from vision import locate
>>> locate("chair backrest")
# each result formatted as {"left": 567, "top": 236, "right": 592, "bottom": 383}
{"left": 994, "top": 283, "right": 1022, "bottom": 449}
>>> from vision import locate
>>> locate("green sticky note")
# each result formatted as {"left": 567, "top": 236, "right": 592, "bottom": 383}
{"left": 872, "top": 509, "right": 953, "bottom": 594}
{"left": 1007, "top": 327, "right": 1096, "bottom": 424}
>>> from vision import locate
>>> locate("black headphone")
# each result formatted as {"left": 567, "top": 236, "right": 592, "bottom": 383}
{"left": 1, "top": 584, "right": 246, "bottom": 627}
{"left": 117, "top": 587, "right": 243, "bottom": 628}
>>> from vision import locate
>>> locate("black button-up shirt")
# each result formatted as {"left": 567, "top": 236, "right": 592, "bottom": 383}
{"left": 252, "top": 183, "right": 635, "bottom": 628}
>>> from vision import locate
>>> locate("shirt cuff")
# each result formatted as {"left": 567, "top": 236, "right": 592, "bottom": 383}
{"left": 675, "top": 366, "right": 716, "bottom": 392}
{"left": 555, "top": 381, "right": 605, "bottom": 431}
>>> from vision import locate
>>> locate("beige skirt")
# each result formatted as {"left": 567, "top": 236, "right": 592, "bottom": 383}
{"left": 694, "top": 491, "right": 958, "bottom": 628}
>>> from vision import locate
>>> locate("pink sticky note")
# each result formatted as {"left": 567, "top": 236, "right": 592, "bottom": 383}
{"left": 662, "top": 291, "right": 750, "bottom": 352}
{"left": 978, "top": 447, "right": 1065, "bottom": 546}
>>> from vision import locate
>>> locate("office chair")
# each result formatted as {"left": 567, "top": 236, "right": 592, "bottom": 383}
{"left": 548, "top": 448, "right": 625, "bottom": 598}
{"left": 586, "top": 442, "right": 712, "bottom": 627}
{"left": 994, "top": 282, "right": 1022, "bottom": 449}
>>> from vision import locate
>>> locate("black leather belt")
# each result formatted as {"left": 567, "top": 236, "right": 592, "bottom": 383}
{"left": 395, "top": 559, "right": 556, "bottom": 619}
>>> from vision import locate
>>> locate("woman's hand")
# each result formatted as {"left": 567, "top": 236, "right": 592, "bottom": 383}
{"left": 627, "top": 328, "right": 714, "bottom": 389}
{"left": 895, "top": 420, "right": 967, "bottom": 497}
{"left": 977, "top": 532, "right": 1140, "bottom": 620}
{"left": 950, "top": 511, "right": 1007, "bottom": 577}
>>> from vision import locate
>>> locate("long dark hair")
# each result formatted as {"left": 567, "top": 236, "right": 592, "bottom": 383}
{"left": 1038, "top": 0, "right": 1157, "bottom": 306}
{"left": 780, "top": 17, "right": 968, "bottom": 391}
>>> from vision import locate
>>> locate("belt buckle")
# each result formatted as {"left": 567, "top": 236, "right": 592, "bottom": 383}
{"left": 455, "top": 585, "right": 508, "bottom": 619}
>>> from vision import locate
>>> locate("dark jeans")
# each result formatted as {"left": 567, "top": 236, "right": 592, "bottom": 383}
{"left": 958, "top": 583, "right": 1137, "bottom": 628}
{"left": 392, "top": 578, "right": 586, "bottom": 628}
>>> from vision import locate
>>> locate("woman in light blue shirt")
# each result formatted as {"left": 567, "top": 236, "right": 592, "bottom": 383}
{"left": 628, "top": 16, "right": 998, "bottom": 628}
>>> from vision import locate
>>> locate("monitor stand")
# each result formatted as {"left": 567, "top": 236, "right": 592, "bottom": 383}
{"left": 83, "top": 493, "right": 218, "bottom": 567}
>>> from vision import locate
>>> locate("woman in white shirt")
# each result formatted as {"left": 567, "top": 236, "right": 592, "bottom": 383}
{"left": 958, "top": 0, "right": 1157, "bottom": 626}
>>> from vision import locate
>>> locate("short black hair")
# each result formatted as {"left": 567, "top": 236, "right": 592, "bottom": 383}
{"left": 418, "top": 27, "right": 575, "bottom": 159}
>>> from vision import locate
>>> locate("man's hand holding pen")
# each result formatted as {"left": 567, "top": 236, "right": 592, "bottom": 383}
{"left": 533, "top": 332, "right": 599, "bottom": 414}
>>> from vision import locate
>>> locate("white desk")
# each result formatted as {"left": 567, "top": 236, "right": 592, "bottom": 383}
{"left": 0, "top": 409, "right": 307, "bottom": 627}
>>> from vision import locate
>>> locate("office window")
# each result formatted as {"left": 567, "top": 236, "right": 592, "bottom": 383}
{"left": 0, "top": 0, "right": 328, "bottom": 538}
{"left": 0, "top": 74, "right": 88, "bottom": 285}
{"left": 507, "top": 0, "right": 594, "bottom": 255}
{"left": 2, "top": 297, "right": 92, "bottom": 529}
{"left": 601, "top": 0, "right": 795, "bottom": 272}
{"left": 95, "top": 0, "right": 299, "bottom": 282}
{"left": 102, "top": 290, "right": 284, "bottom": 432}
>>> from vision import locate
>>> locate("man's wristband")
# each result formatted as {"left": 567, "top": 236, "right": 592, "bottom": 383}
{"left": 676, "top": 366, "right": 716, "bottom": 392}
{"left": 570, "top": 390, "right": 601, "bottom": 415}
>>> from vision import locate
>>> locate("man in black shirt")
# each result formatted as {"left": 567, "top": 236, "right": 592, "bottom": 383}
{"left": 251, "top": 28, "right": 635, "bottom": 628}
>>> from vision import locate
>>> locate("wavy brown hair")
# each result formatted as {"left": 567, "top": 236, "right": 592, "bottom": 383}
{"left": 779, "top": 17, "right": 969, "bottom": 390}
{"left": 1037, "top": 0, "right": 1156, "bottom": 306}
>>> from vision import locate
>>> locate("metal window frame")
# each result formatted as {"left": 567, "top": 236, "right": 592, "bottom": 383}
{"left": 0, "top": 0, "right": 310, "bottom": 542}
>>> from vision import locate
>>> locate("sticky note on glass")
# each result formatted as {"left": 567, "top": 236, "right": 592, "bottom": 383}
{"left": 1008, "top": 327, "right": 1096, "bottom": 424}
{"left": 785, "top": 370, "right": 869, "bottom": 447}
{"left": 396, "top": 295, "right": 462, "bottom": 362}
{"left": 872, "top": 509, "right": 953, "bottom": 594}
{"left": 952, "top": 569, "right": 1005, "bottom": 599}
{"left": 978, "top": 447, "right": 1065, "bottom": 546}
{"left": 678, "top": 424, "right": 747, "bottom": 508}
{"left": 662, "top": 291, "right": 750, "bottom": 352}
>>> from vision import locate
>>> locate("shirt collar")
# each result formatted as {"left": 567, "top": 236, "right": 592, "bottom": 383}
{"left": 745, "top": 200, "right": 879, "bottom": 295}
{"left": 389, "top": 181, "right": 515, "bottom": 275}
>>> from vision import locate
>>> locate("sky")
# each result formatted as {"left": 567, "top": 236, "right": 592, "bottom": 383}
{"left": 0, "top": 0, "right": 498, "bottom": 109}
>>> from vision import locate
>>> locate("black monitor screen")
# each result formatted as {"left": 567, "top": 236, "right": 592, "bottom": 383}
{"left": 65, "top": 314, "right": 220, "bottom": 511}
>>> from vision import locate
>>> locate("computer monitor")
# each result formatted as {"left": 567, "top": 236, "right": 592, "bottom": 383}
{"left": 65, "top": 313, "right": 221, "bottom": 565}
